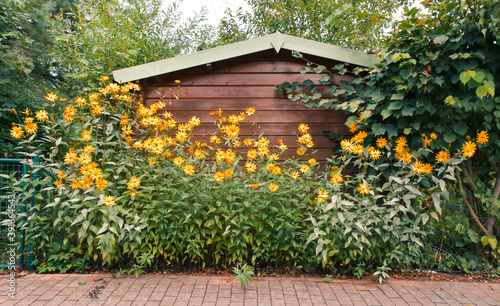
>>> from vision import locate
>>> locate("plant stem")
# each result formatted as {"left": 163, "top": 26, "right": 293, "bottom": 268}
{"left": 456, "top": 171, "right": 490, "bottom": 237}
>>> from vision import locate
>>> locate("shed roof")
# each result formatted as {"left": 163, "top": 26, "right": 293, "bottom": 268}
{"left": 113, "top": 33, "right": 377, "bottom": 84}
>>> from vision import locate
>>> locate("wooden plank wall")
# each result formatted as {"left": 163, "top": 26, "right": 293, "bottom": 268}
{"left": 141, "top": 50, "right": 355, "bottom": 161}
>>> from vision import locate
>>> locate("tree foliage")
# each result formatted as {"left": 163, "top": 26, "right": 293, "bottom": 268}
{"left": 216, "top": 0, "right": 409, "bottom": 51}
{"left": 278, "top": 0, "right": 500, "bottom": 250}
{"left": 0, "top": 0, "right": 76, "bottom": 157}
{"left": 51, "top": 0, "right": 214, "bottom": 93}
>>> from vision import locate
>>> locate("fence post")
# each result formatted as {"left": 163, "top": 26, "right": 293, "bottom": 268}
{"left": 28, "top": 155, "right": 40, "bottom": 271}
{"left": 19, "top": 161, "right": 28, "bottom": 268}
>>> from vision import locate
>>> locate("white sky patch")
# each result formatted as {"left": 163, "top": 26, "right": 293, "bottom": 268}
{"left": 164, "top": 0, "right": 251, "bottom": 25}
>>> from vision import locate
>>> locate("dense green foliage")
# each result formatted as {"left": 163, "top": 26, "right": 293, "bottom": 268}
{"left": 51, "top": 0, "right": 214, "bottom": 92}
{"left": 277, "top": 0, "right": 500, "bottom": 265}
{"left": 0, "top": 0, "right": 76, "bottom": 157}
{"left": 217, "top": 0, "right": 407, "bottom": 51}
{"left": 1, "top": 0, "right": 214, "bottom": 157}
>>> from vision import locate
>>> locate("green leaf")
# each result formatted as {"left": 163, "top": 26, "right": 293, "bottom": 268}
{"left": 390, "top": 93, "right": 405, "bottom": 100}
{"left": 431, "top": 193, "right": 442, "bottom": 214}
{"left": 459, "top": 70, "right": 476, "bottom": 85}
{"left": 472, "top": 71, "right": 485, "bottom": 83}
{"left": 453, "top": 122, "right": 468, "bottom": 136}
{"left": 433, "top": 35, "right": 448, "bottom": 44}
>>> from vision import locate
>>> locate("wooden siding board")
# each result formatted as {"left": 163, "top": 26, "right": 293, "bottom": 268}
{"left": 157, "top": 110, "right": 348, "bottom": 124}
{"left": 144, "top": 98, "right": 340, "bottom": 111}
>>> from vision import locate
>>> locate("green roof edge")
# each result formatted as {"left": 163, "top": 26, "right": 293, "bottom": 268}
{"left": 113, "top": 33, "right": 377, "bottom": 84}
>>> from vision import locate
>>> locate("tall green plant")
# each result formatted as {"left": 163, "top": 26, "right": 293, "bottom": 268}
{"left": 277, "top": 0, "right": 500, "bottom": 261}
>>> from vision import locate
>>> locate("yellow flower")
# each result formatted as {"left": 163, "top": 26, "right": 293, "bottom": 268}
{"left": 173, "top": 156, "right": 184, "bottom": 166}
{"left": 81, "top": 130, "right": 92, "bottom": 142}
{"left": 254, "top": 137, "right": 270, "bottom": 147}
{"left": 395, "top": 151, "right": 413, "bottom": 163}
{"left": 148, "top": 157, "right": 156, "bottom": 165}
{"left": 55, "top": 179, "right": 63, "bottom": 188}
{"left": 349, "top": 122, "right": 358, "bottom": 133}
{"left": 95, "top": 178, "right": 108, "bottom": 191}
{"left": 10, "top": 125, "right": 24, "bottom": 139}
{"left": 100, "top": 76, "right": 109, "bottom": 82}
{"left": 128, "top": 177, "right": 141, "bottom": 190}
{"left": 107, "top": 83, "right": 120, "bottom": 94}
{"left": 430, "top": 133, "right": 437, "bottom": 140}
{"left": 396, "top": 136, "right": 407, "bottom": 146}
{"left": 70, "top": 179, "right": 81, "bottom": 190}
{"left": 246, "top": 107, "right": 256, "bottom": 116}
{"left": 376, "top": 137, "right": 387, "bottom": 148}
{"left": 103, "top": 195, "right": 115, "bottom": 207}
{"left": 232, "top": 139, "right": 241, "bottom": 149}
{"left": 245, "top": 161, "right": 257, "bottom": 173}
{"left": 210, "top": 135, "right": 221, "bottom": 144}
{"left": 330, "top": 173, "right": 343, "bottom": 185}
{"left": 174, "top": 80, "right": 181, "bottom": 84}
{"left": 297, "top": 133, "right": 313, "bottom": 145}
{"left": 45, "top": 92, "right": 58, "bottom": 103}
{"left": 224, "top": 169, "right": 234, "bottom": 178}
{"left": 317, "top": 188, "right": 329, "bottom": 200}
{"left": 278, "top": 141, "right": 288, "bottom": 151}
{"left": 25, "top": 122, "right": 38, "bottom": 135}
{"left": 462, "top": 141, "right": 477, "bottom": 158}
{"left": 57, "top": 171, "right": 65, "bottom": 180}
{"left": 194, "top": 149, "right": 205, "bottom": 159}
{"left": 271, "top": 165, "right": 281, "bottom": 176}
{"left": 298, "top": 123, "right": 309, "bottom": 134}
{"left": 91, "top": 105, "right": 103, "bottom": 116}
{"left": 476, "top": 130, "right": 489, "bottom": 144}
{"left": 297, "top": 147, "right": 305, "bottom": 156}
{"left": 121, "top": 124, "right": 133, "bottom": 135}
{"left": 214, "top": 171, "right": 225, "bottom": 182}
{"left": 83, "top": 145, "right": 95, "bottom": 154}
{"left": 268, "top": 183, "right": 279, "bottom": 192}
{"left": 80, "top": 176, "right": 92, "bottom": 189}
{"left": 369, "top": 148, "right": 382, "bottom": 160}
{"left": 290, "top": 171, "right": 300, "bottom": 179}
{"left": 243, "top": 139, "right": 253, "bottom": 146}
{"left": 308, "top": 158, "right": 317, "bottom": 165}
{"left": 35, "top": 109, "right": 49, "bottom": 122}
{"left": 189, "top": 116, "right": 201, "bottom": 127}
{"left": 269, "top": 153, "right": 280, "bottom": 161}
{"left": 300, "top": 164, "right": 310, "bottom": 174}
{"left": 435, "top": 151, "right": 450, "bottom": 163}
{"left": 210, "top": 108, "right": 223, "bottom": 117}
{"left": 341, "top": 139, "right": 355, "bottom": 153}
{"left": 352, "top": 144, "right": 365, "bottom": 155}
{"left": 184, "top": 164, "right": 195, "bottom": 176}
{"left": 78, "top": 153, "right": 92, "bottom": 165}
{"left": 175, "top": 131, "right": 188, "bottom": 142}
{"left": 357, "top": 183, "right": 370, "bottom": 196}
{"left": 257, "top": 145, "right": 269, "bottom": 156}
{"left": 412, "top": 161, "right": 433, "bottom": 174}
{"left": 89, "top": 167, "right": 102, "bottom": 181}
{"left": 64, "top": 152, "right": 78, "bottom": 165}
{"left": 251, "top": 183, "right": 259, "bottom": 189}
{"left": 351, "top": 131, "right": 368, "bottom": 143}
{"left": 63, "top": 106, "right": 77, "bottom": 122}
{"left": 222, "top": 124, "right": 240, "bottom": 138}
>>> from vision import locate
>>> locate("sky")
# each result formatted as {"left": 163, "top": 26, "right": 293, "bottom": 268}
{"left": 165, "top": 0, "right": 251, "bottom": 25}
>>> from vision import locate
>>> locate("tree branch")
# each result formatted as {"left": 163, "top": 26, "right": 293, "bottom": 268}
{"left": 460, "top": 163, "right": 478, "bottom": 192}
{"left": 457, "top": 171, "right": 491, "bottom": 237}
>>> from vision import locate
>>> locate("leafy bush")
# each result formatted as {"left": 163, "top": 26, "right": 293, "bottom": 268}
{"left": 9, "top": 78, "right": 325, "bottom": 273}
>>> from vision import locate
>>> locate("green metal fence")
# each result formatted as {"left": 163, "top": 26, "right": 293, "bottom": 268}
{"left": 0, "top": 157, "right": 39, "bottom": 270}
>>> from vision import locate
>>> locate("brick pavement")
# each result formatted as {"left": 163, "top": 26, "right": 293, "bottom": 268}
{"left": 1, "top": 273, "right": 499, "bottom": 305}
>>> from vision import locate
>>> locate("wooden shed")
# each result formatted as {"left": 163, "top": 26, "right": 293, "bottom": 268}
{"left": 113, "top": 33, "right": 376, "bottom": 160}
